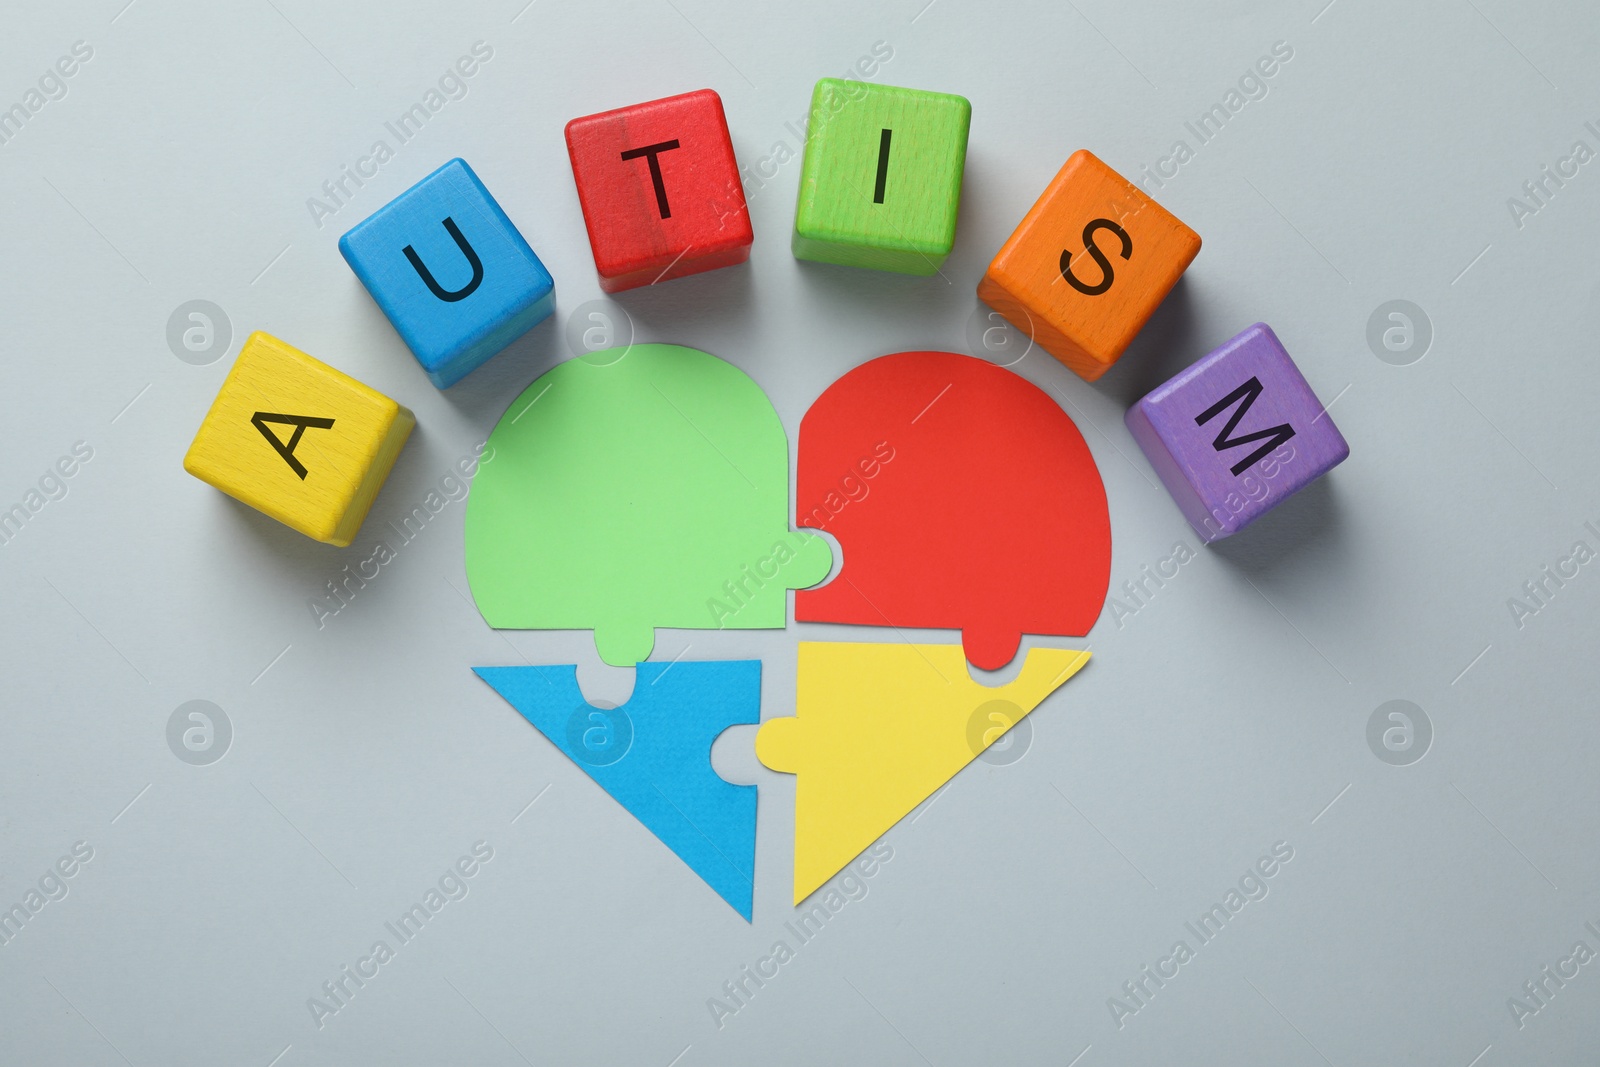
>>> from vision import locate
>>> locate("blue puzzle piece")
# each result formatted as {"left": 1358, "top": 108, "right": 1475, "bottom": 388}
{"left": 474, "top": 660, "right": 759, "bottom": 920}
{"left": 339, "top": 158, "right": 555, "bottom": 388}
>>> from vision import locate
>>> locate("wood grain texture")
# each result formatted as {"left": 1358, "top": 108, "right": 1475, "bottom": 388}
{"left": 978, "top": 149, "right": 1200, "bottom": 380}
{"left": 792, "top": 79, "right": 970, "bottom": 275}
{"left": 338, "top": 158, "right": 555, "bottom": 389}
{"left": 1124, "top": 323, "right": 1349, "bottom": 541}
{"left": 182, "top": 332, "right": 414, "bottom": 546}
{"left": 565, "top": 89, "right": 752, "bottom": 293}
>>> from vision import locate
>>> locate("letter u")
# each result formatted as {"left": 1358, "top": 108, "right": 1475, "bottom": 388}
{"left": 403, "top": 217, "right": 483, "bottom": 302}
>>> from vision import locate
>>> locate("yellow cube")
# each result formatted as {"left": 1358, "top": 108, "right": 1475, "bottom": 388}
{"left": 183, "top": 331, "right": 414, "bottom": 546}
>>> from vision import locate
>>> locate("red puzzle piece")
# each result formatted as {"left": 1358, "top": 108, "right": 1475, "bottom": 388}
{"left": 795, "top": 351, "right": 1112, "bottom": 670}
{"left": 565, "top": 88, "right": 753, "bottom": 293}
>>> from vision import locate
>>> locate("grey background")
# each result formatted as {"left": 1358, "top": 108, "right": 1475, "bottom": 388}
{"left": 1, "top": 0, "right": 1595, "bottom": 1064}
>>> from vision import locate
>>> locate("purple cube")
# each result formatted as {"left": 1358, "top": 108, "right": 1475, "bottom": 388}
{"left": 1125, "top": 323, "right": 1349, "bottom": 542}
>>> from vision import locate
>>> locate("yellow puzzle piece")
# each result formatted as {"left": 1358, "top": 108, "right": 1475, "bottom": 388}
{"left": 183, "top": 331, "right": 414, "bottom": 546}
{"left": 757, "top": 641, "right": 1090, "bottom": 904}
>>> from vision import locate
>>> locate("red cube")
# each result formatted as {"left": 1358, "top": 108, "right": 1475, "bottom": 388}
{"left": 565, "top": 88, "right": 753, "bottom": 293}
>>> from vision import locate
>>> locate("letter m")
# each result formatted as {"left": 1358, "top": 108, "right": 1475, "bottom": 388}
{"left": 396, "top": 904, "right": 430, "bottom": 936}
{"left": 0, "top": 903, "right": 29, "bottom": 937}
{"left": 0, "top": 504, "right": 27, "bottom": 540}
{"left": 1194, "top": 376, "right": 1295, "bottom": 476}
{"left": 0, "top": 104, "right": 30, "bottom": 138}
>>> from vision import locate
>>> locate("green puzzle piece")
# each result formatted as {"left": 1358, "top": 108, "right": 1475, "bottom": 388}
{"left": 792, "top": 79, "right": 971, "bottom": 275}
{"left": 464, "top": 344, "right": 832, "bottom": 666}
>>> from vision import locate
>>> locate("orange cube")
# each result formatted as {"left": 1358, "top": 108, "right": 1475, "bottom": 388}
{"left": 978, "top": 150, "right": 1200, "bottom": 381}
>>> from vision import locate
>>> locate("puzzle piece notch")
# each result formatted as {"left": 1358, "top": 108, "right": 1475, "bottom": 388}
{"left": 794, "top": 351, "right": 1110, "bottom": 671}
{"left": 475, "top": 660, "right": 761, "bottom": 920}
{"left": 464, "top": 343, "right": 833, "bottom": 667}
{"left": 756, "top": 642, "right": 1090, "bottom": 905}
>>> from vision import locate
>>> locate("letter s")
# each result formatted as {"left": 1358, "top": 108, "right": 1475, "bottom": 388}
{"left": 471, "top": 40, "right": 494, "bottom": 61}
{"left": 1060, "top": 218, "right": 1133, "bottom": 296}
{"left": 72, "top": 40, "right": 94, "bottom": 61}
{"left": 71, "top": 840, "right": 94, "bottom": 862}
{"left": 471, "top": 839, "right": 494, "bottom": 862}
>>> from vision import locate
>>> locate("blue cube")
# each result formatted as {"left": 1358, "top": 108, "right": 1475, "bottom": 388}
{"left": 339, "top": 158, "right": 555, "bottom": 388}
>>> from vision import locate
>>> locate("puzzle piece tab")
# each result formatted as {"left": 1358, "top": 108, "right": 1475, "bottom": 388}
{"left": 183, "top": 331, "right": 414, "bottom": 546}
{"left": 464, "top": 344, "right": 832, "bottom": 666}
{"left": 757, "top": 642, "right": 1089, "bottom": 905}
{"left": 475, "top": 660, "right": 761, "bottom": 919}
{"left": 795, "top": 350, "right": 1110, "bottom": 670}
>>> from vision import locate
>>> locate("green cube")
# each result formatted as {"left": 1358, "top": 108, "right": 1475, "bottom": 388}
{"left": 792, "top": 79, "right": 971, "bottom": 275}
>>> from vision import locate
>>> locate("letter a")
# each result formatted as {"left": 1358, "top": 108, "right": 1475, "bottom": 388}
{"left": 307, "top": 996, "right": 339, "bottom": 1029}
{"left": 1507, "top": 197, "right": 1538, "bottom": 230}
{"left": 707, "top": 997, "right": 738, "bottom": 1029}
{"left": 252, "top": 412, "right": 336, "bottom": 479}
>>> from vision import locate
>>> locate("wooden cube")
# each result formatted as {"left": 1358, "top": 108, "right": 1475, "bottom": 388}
{"left": 565, "top": 88, "right": 752, "bottom": 292}
{"left": 183, "top": 332, "right": 414, "bottom": 546}
{"left": 792, "top": 79, "right": 970, "bottom": 275}
{"left": 979, "top": 150, "right": 1199, "bottom": 380}
{"left": 339, "top": 158, "right": 555, "bottom": 389}
{"left": 1125, "top": 323, "right": 1348, "bottom": 541}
